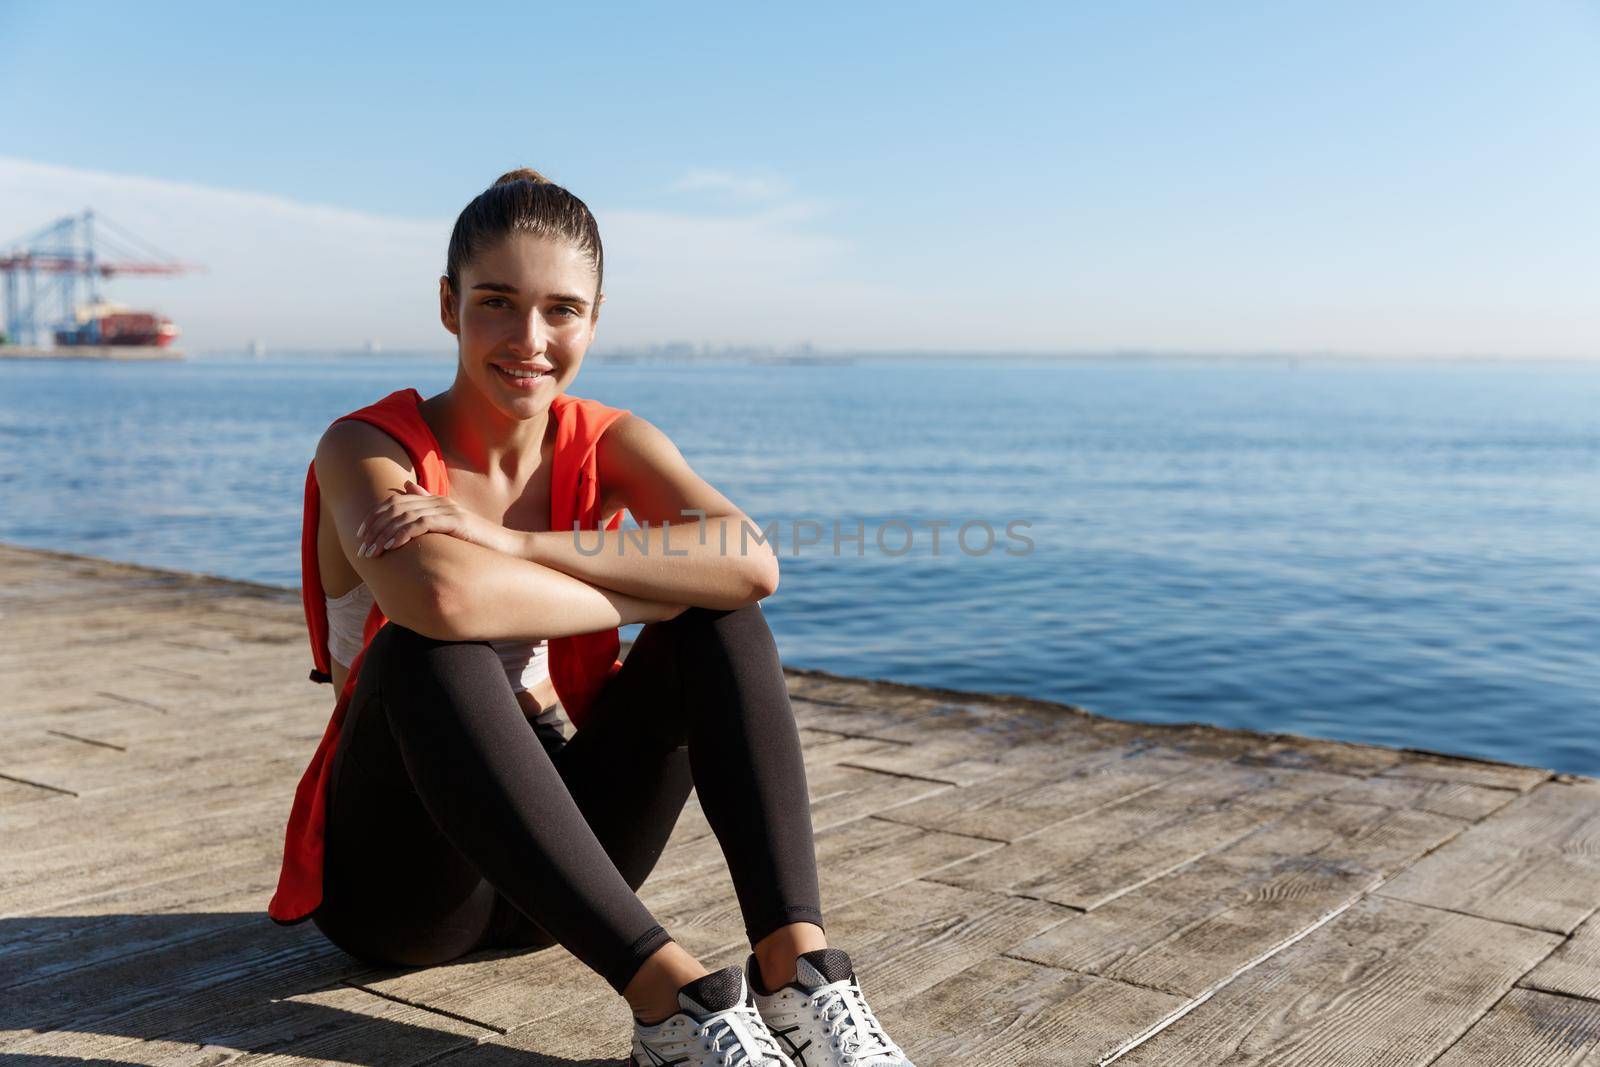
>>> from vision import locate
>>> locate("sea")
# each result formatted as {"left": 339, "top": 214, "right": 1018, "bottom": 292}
{"left": 2, "top": 351, "right": 1596, "bottom": 776}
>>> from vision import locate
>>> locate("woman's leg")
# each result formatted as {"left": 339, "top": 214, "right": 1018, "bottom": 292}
{"left": 559, "top": 602, "right": 823, "bottom": 949}
{"left": 313, "top": 621, "right": 675, "bottom": 994}
{"left": 528, "top": 602, "right": 827, "bottom": 1014}
{"left": 313, "top": 631, "right": 501, "bottom": 967}
{"left": 482, "top": 603, "right": 826, "bottom": 949}
{"left": 313, "top": 602, "right": 825, "bottom": 999}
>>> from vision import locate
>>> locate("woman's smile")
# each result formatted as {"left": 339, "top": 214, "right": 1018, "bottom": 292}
{"left": 493, "top": 362, "right": 555, "bottom": 389}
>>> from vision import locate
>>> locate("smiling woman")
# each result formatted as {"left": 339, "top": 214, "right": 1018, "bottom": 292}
{"left": 267, "top": 168, "right": 916, "bottom": 1066}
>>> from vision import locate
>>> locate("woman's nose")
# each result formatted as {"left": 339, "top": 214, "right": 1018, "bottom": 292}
{"left": 509, "top": 311, "right": 547, "bottom": 354}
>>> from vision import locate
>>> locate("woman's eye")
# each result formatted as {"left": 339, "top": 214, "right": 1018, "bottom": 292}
{"left": 553, "top": 306, "right": 578, "bottom": 318}
{"left": 483, "top": 297, "right": 511, "bottom": 308}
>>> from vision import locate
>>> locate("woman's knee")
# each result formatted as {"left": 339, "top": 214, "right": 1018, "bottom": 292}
{"left": 664, "top": 601, "right": 775, "bottom": 646}
{"left": 368, "top": 623, "right": 503, "bottom": 697}
{"left": 661, "top": 602, "right": 789, "bottom": 700}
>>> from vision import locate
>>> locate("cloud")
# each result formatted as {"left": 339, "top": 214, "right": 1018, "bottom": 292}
{"left": 16, "top": 157, "right": 1587, "bottom": 357}
{"left": 670, "top": 169, "right": 791, "bottom": 202}
{"left": 0, "top": 157, "right": 869, "bottom": 352}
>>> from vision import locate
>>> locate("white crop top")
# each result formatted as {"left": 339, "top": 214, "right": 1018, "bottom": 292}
{"left": 325, "top": 582, "right": 562, "bottom": 728}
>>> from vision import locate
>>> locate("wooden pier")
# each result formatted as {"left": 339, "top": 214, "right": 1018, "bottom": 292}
{"left": 2, "top": 541, "right": 1598, "bottom": 1064}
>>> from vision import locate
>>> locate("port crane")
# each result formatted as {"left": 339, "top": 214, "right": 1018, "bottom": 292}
{"left": 1, "top": 210, "right": 199, "bottom": 348}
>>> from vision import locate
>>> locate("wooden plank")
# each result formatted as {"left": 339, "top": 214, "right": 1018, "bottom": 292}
{"left": 789, "top": 694, "right": 950, "bottom": 738}
{"left": 1381, "top": 751, "right": 1553, "bottom": 793}
{"left": 1, "top": 917, "right": 366, "bottom": 1051}
{"left": 341, "top": 938, "right": 619, "bottom": 1037}
{"left": 1229, "top": 735, "right": 1407, "bottom": 778}
{"left": 796, "top": 727, "right": 911, "bottom": 765}
{"left": 874, "top": 741, "right": 1203, "bottom": 842}
{"left": 833, "top": 731, "right": 1069, "bottom": 786}
{"left": 1012, "top": 798, "right": 1465, "bottom": 997}
{"left": 879, "top": 954, "right": 1182, "bottom": 1065}
{"left": 0, "top": 754, "right": 300, "bottom": 842}
{"left": 1378, "top": 781, "right": 1600, "bottom": 934}
{"left": 928, "top": 763, "right": 1352, "bottom": 910}
{"left": 852, "top": 693, "right": 1080, "bottom": 748}
{"left": 1521, "top": 910, "right": 1600, "bottom": 1002}
{"left": 1, "top": 827, "right": 287, "bottom": 919}
{"left": 0, "top": 730, "right": 133, "bottom": 796}
{"left": 1462, "top": 779, "right": 1600, "bottom": 851}
{"left": 11, "top": 974, "right": 493, "bottom": 1066}
{"left": 799, "top": 762, "right": 954, "bottom": 827}
{"left": 0, "top": 776, "right": 69, "bottom": 814}
{"left": 1430, "top": 987, "right": 1600, "bottom": 1066}
{"left": 816, "top": 879, "right": 1077, "bottom": 1009}
{"left": 2, "top": 864, "right": 281, "bottom": 992}
{"left": 1376, "top": 844, "right": 1600, "bottom": 936}
{"left": 459, "top": 984, "right": 637, "bottom": 1062}
{"left": 1327, "top": 773, "right": 1520, "bottom": 822}
{"left": 158, "top": 982, "right": 493, "bottom": 1067}
{"left": 0, "top": 753, "right": 298, "bottom": 851}
{"left": 1114, "top": 896, "right": 1562, "bottom": 1066}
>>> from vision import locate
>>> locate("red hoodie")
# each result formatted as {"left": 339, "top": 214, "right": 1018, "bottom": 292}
{"left": 267, "top": 386, "right": 631, "bottom": 925}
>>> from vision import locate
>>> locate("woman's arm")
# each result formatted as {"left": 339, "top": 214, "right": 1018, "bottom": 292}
{"left": 315, "top": 420, "right": 683, "bottom": 644}
{"left": 506, "top": 414, "right": 781, "bottom": 610}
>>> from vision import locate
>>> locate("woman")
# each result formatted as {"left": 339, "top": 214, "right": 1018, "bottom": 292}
{"left": 267, "top": 168, "right": 916, "bottom": 1067}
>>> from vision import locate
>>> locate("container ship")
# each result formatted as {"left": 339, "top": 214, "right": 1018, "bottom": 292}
{"left": 53, "top": 300, "right": 181, "bottom": 348}
{"left": 1, "top": 210, "right": 196, "bottom": 360}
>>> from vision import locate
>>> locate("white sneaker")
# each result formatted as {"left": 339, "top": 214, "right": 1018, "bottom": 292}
{"left": 630, "top": 962, "right": 796, "bottom": 1066}
{"left": 747, "top": 948, "right": 916, "bottom": 1067}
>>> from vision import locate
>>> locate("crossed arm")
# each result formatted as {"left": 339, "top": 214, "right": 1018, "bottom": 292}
{"left": 314, "top": 414, "right": 779, "bottom": 646}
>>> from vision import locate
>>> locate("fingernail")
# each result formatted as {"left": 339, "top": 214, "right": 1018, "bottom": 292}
{"left": 383, "top": 538, "right": 395, "bottom": 549}
{"left": 356, "top": 522, "right": 366, "bottom": 536}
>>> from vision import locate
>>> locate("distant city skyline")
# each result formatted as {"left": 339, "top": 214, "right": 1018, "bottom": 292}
{"left": 3, "top": 2, "right": 1598, "bottom": 358}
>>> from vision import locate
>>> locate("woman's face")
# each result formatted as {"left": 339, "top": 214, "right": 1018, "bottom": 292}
{"left": 440, "top": 231, "right": 601, "bottom": 417}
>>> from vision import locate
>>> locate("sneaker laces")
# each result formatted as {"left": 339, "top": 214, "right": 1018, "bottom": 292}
{"left": 694, "top": 999, "right": 788, "bottom": 1067}
{"left": 811, "top": 978, "right": 903, "bottom": 1064}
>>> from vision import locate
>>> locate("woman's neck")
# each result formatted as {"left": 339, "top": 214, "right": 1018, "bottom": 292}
{"left": 419, "top": 384, "right": 555, "bottom": 485}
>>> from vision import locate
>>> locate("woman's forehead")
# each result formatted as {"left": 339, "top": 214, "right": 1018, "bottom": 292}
{"left": 464, "top": 232, "right": 596, "bottom": 289}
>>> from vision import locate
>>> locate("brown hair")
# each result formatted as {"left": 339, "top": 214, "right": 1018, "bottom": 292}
{"left": 443, "top": 167, "right": 604, "bottom": 303}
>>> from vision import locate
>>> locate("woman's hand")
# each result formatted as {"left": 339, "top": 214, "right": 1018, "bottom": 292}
{"left": 355, "top": 481, "right": 516, "bottom": 559}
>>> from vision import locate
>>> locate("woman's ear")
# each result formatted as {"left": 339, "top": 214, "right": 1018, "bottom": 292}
{"left": 591, "top": 291, "right": 605, "bottom": 327}
{"left": 439, "top": 276, "right": 460, "bottom": 336}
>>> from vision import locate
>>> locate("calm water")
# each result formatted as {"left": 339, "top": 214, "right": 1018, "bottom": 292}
{"left": 2, "top": 353, "right": 1596, "bottom": 774}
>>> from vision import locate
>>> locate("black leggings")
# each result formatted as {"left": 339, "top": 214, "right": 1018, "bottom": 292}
{"left": 310, "top": 602, "right": 825, "bottom": 995}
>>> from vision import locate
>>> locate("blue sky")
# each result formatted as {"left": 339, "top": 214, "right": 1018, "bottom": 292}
{"left": 3, "top": 1, "right": 1598, "bottom": 356}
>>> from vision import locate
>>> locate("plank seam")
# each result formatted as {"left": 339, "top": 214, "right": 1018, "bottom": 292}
{"left": 44, "top": 729, "right": 128, "bottom": 752}
{"left": 835, "top": 761, "right": 972, "bottom": 787}
{"left": 1415, "top": 983, "right": 1521, "bottom": 1067}
{"left": 1098, "top": 890, "right": 1369, "bottom": 1064}
{"left": 1369, "top": 890, "right": 1577, "bottom": 936}
{"left": 863, "top": 813, "right": 1013, "bottom": 848}
{"left": 93, "top": 691, "right": 171, "bottom": 713}
{"left": 0, "top": 772, "right": 77, "bottom": 797}
{"left": 338, "top": 977, "right": 512, "bottom": 1036}
{"left": 997, "top": 769, "right": 1213, "bottom": 848}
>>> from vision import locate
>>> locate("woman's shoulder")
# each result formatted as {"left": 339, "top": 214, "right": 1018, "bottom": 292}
{"left": 314, "top": 389, "right": 429, "bottom": 465}
{"left": 314, "top": 418, "right": 418, "bottom": 486}
{"left": 594, "top": 411, "right": 695, "bottom": 492}
{"left": 593, "top": 411, "right": 661, "bottom": 465}
{"left": 317, "top": 416, "right": 411, "bottom": 460}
